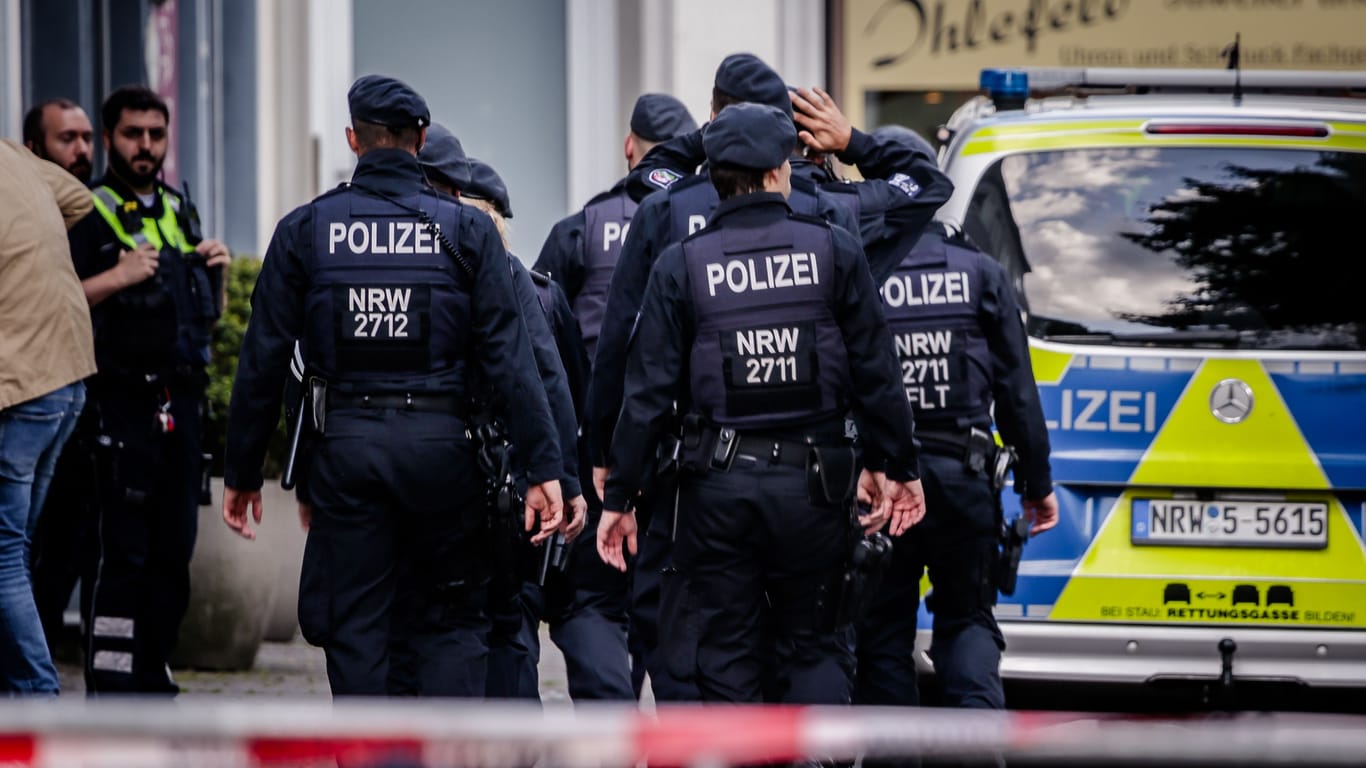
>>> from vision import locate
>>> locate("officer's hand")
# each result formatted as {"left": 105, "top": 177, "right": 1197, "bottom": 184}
{"left": 791, "top": 86, "right": 853, "bottom": 154}
{"left": 1022, "top": 492, "right": 1059, "bottom": 536}
{"left": 856, "top": 469, "right": 889, "bottom": 534}
{"left": 592, "top": 466, "right": 609, "bottom": 502}
{"left": 195, "top": 238, "right": 231, "bottom": 268}
{"left": 525, "top": 480, "right": 564, "bottom": 545}
{"left": 883, "top": 477, "right": 927, "bottom": 537}
{"left": 596, "top": 509, "right": 638, "bottom": 572}
{"left": 857, "top": 469, "right": 880, "bottom": 507}
{"left": 298, "top": 502, "right": 311, "bottom": 532}
{"left": 223, "top": 486, "right": 263, "bottom": 540}
{"left": 564, "top": 495, "right": 588, "bottom": 541}
{"left": 117, "top": 243, "right": 159, "bottom": 287}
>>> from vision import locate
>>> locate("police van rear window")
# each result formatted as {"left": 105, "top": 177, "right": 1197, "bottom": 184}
{"left": 963, "top": 147, "right": 1366, "bottom": 350}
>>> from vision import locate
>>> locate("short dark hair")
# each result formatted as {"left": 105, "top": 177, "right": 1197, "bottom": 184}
{"left": 101, "top": 85, "right": 169, "bottom": 133}
{"left": 351, "top": 119, "right": 422, "bottom": 152}
{"left": 710, "top": 87, "right": 744, "bottom": 118}
{"left": 22, "top": 97, "right": 80, "bottom": 146}
{"left": 708, "top": 162, "right": 767, "bottom": 200}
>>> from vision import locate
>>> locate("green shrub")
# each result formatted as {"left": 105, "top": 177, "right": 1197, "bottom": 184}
{"left": 204, "top": 256, "right": 288, "bottom": 478}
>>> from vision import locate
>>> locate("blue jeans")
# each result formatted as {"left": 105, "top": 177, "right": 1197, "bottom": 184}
{"left": 0, "top": 381, "right": 85, "bottom": 694}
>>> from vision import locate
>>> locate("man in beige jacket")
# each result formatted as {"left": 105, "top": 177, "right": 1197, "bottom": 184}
{"left": 0, "top": 138, "right": 96, "bottom": 694}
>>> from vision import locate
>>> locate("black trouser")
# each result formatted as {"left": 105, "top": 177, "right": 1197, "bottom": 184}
{"left": 84, "top": 378, "right": 202, "bottom": 694}
{"left": 304, "top": 407, "right": 488, "bottom": 697}
{"left": 854, "top": 450, "right": 1005, "bottom": 709}
{"left": 671, "top": 458, "right": 855, "bottom": 704}
{"left": 482, "top": 505, "right": 635, "bottom": 702}
{"left": 631, "top": 477, "right": 702, "bottom": 702}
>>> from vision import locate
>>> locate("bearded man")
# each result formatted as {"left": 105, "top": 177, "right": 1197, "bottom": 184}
{"left": 66, "top": 84, "right": 231, "bottom": 694}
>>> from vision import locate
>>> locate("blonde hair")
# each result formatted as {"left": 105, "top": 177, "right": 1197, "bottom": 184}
{"left": 463, "top": 197, "right": 512, "bottom": 252}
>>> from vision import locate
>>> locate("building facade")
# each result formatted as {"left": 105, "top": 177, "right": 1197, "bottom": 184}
{"left": 4, "top": 0, "right": 1362, "bottom": 258}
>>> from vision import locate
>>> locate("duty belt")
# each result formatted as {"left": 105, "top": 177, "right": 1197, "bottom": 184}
{"left": 698, "top": 427, "right": 818, "bottom": 472}
{"left": 728, "top": 433, "right": 811, "bottom": 469}
{"left": 327, "top": 391, "right": 466, "bottom": 416}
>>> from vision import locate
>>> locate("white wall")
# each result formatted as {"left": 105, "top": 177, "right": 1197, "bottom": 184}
{"left": 0, "top": 0, "right": 20, "bottom": 140}
{"left": 352, "top": 0, "right": 568, "bottom": 262}
{"left": 564, "top": 0, "right": 828, "bottom": 220}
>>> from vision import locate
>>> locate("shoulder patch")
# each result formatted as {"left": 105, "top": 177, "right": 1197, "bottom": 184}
{"left": 887, "top": 173, "right": 922, "bottom": 199}
{"left": 648, "top": 168, "right": 683, "bottom": 190}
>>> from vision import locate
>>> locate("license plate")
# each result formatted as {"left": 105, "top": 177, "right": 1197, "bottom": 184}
{"left": 1131, "top": 499, "right": 1328, "bottom": 549}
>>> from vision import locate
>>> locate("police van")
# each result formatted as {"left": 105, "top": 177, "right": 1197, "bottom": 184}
{"left": 928, "top": 66, "right": 1366, "bottom": 698}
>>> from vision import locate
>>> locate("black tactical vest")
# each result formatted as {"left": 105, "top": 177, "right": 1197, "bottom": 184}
{"left": 574, "top": 189, "right": 637, "bottom": 360}
{"left": 880, "top": 228, "right": 991, "bottom": 428}
{"left": 668, "top": 175, "right": 719, "bottom": 243}
{"left": 91, "top": 185, "right": 218, "bottom": 373}
{"left": 303, "top": 186, "right": 472, "bottom": 394}
{"left": 684, "top": 215, "right": 851, "bottom": 430}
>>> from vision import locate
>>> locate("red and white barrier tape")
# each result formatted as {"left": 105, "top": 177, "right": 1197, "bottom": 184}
{"left": 0, "top": 700, "right": 1363, "bottom": 767}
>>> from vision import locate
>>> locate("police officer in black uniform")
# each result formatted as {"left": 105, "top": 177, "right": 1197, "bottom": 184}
{"left": 597, "top": 103, "right": 927, "bottom": 703}
{"left": 625, "top": 75, "right": 953, "bottom": 285}
{"left": 854, "top": 125, "right": 1059, "bottom": 710}
{"left": 222, "top": 76, "right": 565, "bottom": 698}
{"left": 533, "top": 92, "right": 695, "bottom": 699}
{"left": 66, "top": 84, "right": 231, "bottom": 694}
{"left": 535, "top": 92, "right": 696, "bottom": 362}
{"left": 448, "top": 156, "right": 601, "bottom": 700}
{"left": 587, "top": 53, "right": 868, "bottom": 703}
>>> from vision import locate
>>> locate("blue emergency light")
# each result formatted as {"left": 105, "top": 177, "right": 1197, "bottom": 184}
{"left": 980, "top": 68, "right": 1029, "bottom": 109}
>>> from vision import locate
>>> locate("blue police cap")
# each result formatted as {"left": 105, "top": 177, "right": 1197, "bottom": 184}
{"left": 871, "top": 124, "right": 937, "bottom": 161}
{"left": 713, "top": 53, "right": 793, "bottom": 119}
{"left": 464, "top": 157, "right": 513, "bottom": 219}
{"left": 702, "top": 102, "right": 797, "bottom": 171}
{"left": 348, "top": 74, "right": 430, "bottom": 129}
{"left": 629, "top": 93, "right": 697, "bottom": 142}
{"left": 417, "top": 122, "right": 472, "bottom": 190}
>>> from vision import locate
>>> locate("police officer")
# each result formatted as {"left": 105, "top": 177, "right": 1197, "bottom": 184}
{"left": 442, "top": 155, "right": 600, "bottom": 700}
{"left": 586, "top": 53, "right": 864, "bottom": 703}
{"left": 626, "top": 74, "right": 954, "bottom": 284}
{"left": 854, "top": 125, "right": 1059, "bottom": 710}
{"left": 597, "top": 103, "right": 926, "bottom": 704}
{"left": 533, "top": 92, "right": 695, "bottom": 699}
{"left": 65, "top": 84, "right": 231, "bottom": 694}
{"left": 222, "top": 76, "right": 565, "bottom": 698}
{"left": 535, "top": 92, "right": 696, "bottom": 362}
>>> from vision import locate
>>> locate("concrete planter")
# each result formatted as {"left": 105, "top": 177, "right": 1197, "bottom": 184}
{"left": 263, "top": 485, "right": 306, "bottom": 642}
{"left": 172, "top": 479, "right": 301, "bottom": 671}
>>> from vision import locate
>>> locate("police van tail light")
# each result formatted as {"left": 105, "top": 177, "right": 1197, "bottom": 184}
{"left": 1144, "top": 122, "right": 1330, "bottom": 138}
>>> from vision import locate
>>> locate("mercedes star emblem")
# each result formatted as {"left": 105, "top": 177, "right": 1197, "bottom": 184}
{"left": 1210, "top": 379, "right": 1254, "bottom": 424}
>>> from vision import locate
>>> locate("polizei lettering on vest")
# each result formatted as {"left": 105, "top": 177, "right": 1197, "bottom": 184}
{"left": 327, "top": 221, "right": 440, "bottom": 255}
{"left": 603, "top": 221, "right": 630, "bottom": 249}
{"left": 704, "top": 252, "right": 819, "bottom": 297}
{"left": 881, "top": 271, "right": 970, "bottom": 307}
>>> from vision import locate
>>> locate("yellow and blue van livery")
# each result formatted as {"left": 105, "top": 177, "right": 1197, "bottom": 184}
{"left": 928, "top": 67, "right": 1366, "bottom": 688}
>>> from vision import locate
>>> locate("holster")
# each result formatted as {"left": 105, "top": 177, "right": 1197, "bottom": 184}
{"left": 996, "top": 515, "right": 1029, "bottom": 596}
{"left": 922, "top": 426, "right": 1016, "bottom": 490}
{"left": 308, "top": 377, "right": 328, "bottom": 436}
{"left": 536, "top": 531, "right": 570, "bottom": 586}
{"left": 834, "top": 531, "right": 894, "bottom": 627}
{"left": 807, "top": 444, "right": 857, "bottom": 506}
